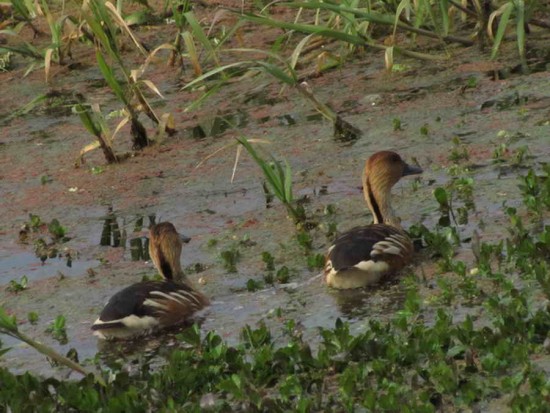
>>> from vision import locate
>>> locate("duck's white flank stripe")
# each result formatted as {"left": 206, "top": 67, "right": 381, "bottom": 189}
{"left": 372, "top": 239, "right": 405, "bottom": 257}
{"left": 149, "top": 291, "right": 182, "bottom": 303}
{"left": 388, "top": 234, "right": 408, "bottom": 250}
{"left": 143, "top": 298, "right": 169, "bottom": 310}
{"left": 175, "top": 290, "right": 202, "bottom": 305}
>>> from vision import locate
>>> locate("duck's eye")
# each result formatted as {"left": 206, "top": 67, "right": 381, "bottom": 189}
{"left": 389, "top": 153, "right": 401, "bottom": 163}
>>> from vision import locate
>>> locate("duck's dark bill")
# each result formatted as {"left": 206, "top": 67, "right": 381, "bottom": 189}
{"left": 179, "top": 233, "right": 191, "bottom": 243}
{"left": 402, "top": 163, "right": 423, "bottom": 176}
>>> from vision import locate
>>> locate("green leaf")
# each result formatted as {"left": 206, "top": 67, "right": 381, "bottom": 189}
{"left": 515, "top": 0, "right": 526, "bottom": 68}
{"left": 284, "top": 160, "right": 293, "bottom": 202}
{"left": 10, "top": 0, "right": 32, "bottom": 21}
{"left": 0, "top": 346, "right": 12, "bottom": 357}
{"left": 96, "top": 50, "right": 128, "bottom": 106}
{"left": 439, "top": 0, "right": 450, "bottom": 35}
{"left": 184, "top": 11, "right": 218, "bottom": 65}
{"left": 433, "top": 187, "right": 449, "bottom": 207}
{"left": 182, "top": 61, "right": 250, "bottom": 91}
{"left": 491, "top": 3, "right": 513, "bottom": 59}
{"left": 393, "top": 0, "right": 411, "bottom": 37}
{"left": 74, "top": 104, "right": 102, "bottom": 137}
{"left": 240, "top": 12, "right": 368, "bottom": 46}
{"left": 0, "top": 306, "right": 18, "bottom": 333}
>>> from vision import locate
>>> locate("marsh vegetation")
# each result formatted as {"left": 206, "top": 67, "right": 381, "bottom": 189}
{"left": 1, "top": 0, "right": 550, "bottom": 411}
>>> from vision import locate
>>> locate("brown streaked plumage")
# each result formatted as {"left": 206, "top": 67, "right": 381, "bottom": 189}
{"left": 92, "top": 222, "right": 209, "bottom": 339}
{"left": 325, "top": 151, "right": 422, "bottom": 289}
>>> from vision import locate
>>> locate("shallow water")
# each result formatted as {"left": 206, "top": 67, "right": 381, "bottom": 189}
{"left": 1, "top": 41, "right": 550, "bottom": 377}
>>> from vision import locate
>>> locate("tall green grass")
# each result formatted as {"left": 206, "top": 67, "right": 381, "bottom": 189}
{"left": 78, "top": 0, "right": 170, "bottom": 161}
{"left": 0, "top": 0, "right": 546, "bottom": 164}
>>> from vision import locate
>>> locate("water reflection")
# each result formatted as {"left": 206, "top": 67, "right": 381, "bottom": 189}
{"left": 187, "top": 110, "right": 249, "bottom": 139}
{"left": 99, "top": 208, "right": 157, "bottom": 261}
{"left": 328, "top": 280, "right": 406, "bottom": 319}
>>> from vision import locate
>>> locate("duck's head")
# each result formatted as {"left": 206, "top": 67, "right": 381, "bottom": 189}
{"left": 148, "top": 222, "right": 189, "bottom": 282}
{"left": 364, "top": 151, "right": 422, "bottom": 191}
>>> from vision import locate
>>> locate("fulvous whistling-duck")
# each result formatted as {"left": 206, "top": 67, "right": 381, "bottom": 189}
{"left": 324, "top": 151, "right": 422, "bottom": 289}
{"left": 92, "top": 222, "right": 209, "bottom": 339}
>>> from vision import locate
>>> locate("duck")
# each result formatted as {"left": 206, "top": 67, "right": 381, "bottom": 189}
{"left": 324, "top": 151, "right": 422, "bottom": 289}
{"left": 92, "top": 222, "right": 209, "bottom": 339}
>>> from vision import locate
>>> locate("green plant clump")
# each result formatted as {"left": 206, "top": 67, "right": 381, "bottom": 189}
{"left": 45, "top": 315, "right": 68, "bottom": 345}
{"left": 1, "top": 164, "right": 550, "bottom": 411}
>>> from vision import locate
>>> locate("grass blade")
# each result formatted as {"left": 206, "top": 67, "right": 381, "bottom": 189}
{"left": 182, "top": 31, "right": 202, "bottom": 76}
{"left": 515, "top": 0, "right": 526, "bottom": 70}
{"left": 184, "top": 10, "right": 219, "bottom": 66}
{"left": 439, "top": 0, "right": 450, "bottom": 36}
{"left": 96, "top": 49, "right": 128, "bottom": 106}
{"left": 104, "top": 0, "right": 147, "bottom": 56}
{"left": 490, "top": 3, "right": 513, "bottom": 59}
{"left": 393, "top": 0, "right": 411, "bottom": 38}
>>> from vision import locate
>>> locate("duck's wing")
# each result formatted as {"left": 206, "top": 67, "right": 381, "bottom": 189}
{"left": 92, "top": 281, "right": 208, "bottom": 336}
{"left": 326, "top": 224, "right": 413, "bottom": 273}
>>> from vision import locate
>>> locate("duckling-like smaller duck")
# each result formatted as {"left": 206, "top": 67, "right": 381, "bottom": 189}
{"left": 324, "top": 151, "right": 422, "bottom": 289}
{"left": 92, "top": 222, "right": 209, "bottom": 339}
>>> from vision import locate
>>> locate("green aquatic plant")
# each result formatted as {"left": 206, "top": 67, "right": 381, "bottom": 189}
{"left": 435, "top": 144, "right": 477, "bottom": 228}
{"left": 261, "top": 251, "right": 275, "bottom": 271}
{"left": 448, "top": 137, "right": 470, "bottom": 163}
{"left": 47, "top": 218, "right": 67, "bottom": 241}
{"left": 0, "top": 0, "right": 81, "bottom": 81}
{"left": 296, "top": 229, "right": 312, "bottom": 251}
{"left": 40, "top": 174, "right": 53, "bottom": 185}
{"left": 74, "top": 101, "right": 119, "bottom": 165}
{"left": 0, "top": 51, "right": 12, "bottom": 71}
{"left": 220, "top": 246, "right": 241, "bottom": 273}
{"left": 246, "top": 278, "right": 264, "bottom": 292}
{"left": 27, "top": 312, "right": 39, "bottom": 325}
{"left": 236, "top": 136, "right": 306, "bottom": 225}
{"left": 420, "top": 123, "right": 429, "bottom": 136}
{"left": 518, "top": 164, "right": 550, "bottom": 219}
{"left": 239, "top": 5, "right": 451, "bottom": 64}
{"left": 307, "top": 253, "right": 325, "bottom": 270}
{"left": 241, "top": 0, "right": 539, "bottom": 71}
{"left": 275, "top": 266, "right": 291, "bottom": 283}
{"left": 45, "top": 315, "right": 68, "bottom": 345}
{"left": 164, "top": 0, "right": 193, "bottom": 67}
{"left": 2, "top": 258, "right": 550, "bottom": 411}
{"left": 433, "top": 182, "right": 474, "bottom": 228}
{"left": 6, "top": 275, "right": 28, "bottom": 293}
{"left": 392, "top": 117, "right": 403, "bottom": 131}
{"left": 410, "top": 223, "right": 460, "bottom": 272}
{"left": 465, "top": 76, "right": 478, "bottom": 89}
{"left": 492, "top": 142, "right": 509, "bottom": 162}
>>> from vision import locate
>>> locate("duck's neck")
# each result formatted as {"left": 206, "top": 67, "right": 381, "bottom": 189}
{"left": 363, "top": 175, "right": 401, "bottom": 228}
{"left": 170, "top": 269, "right": 186, "bottom": 284}
{"left": 157, "top": 252, "right": 185, "bottom": 283}
{"left": 164, "top": 266, "right": 196, "bottom": 288}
